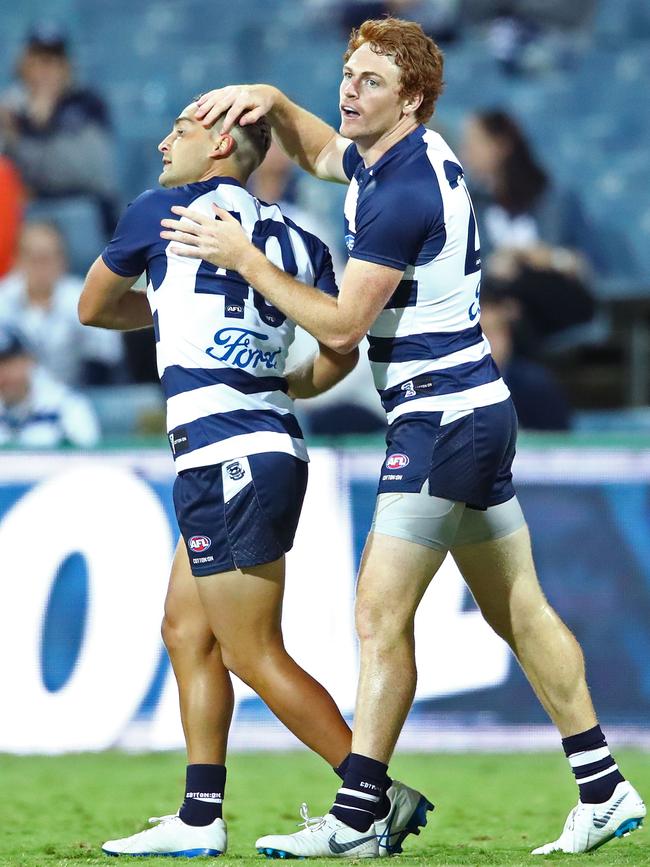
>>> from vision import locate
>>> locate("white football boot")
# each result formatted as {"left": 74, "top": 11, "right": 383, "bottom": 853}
{"left": 532, "top": 781, "right": 646, "bottom": 854}
{"left": 102, "top": 813, "right": 226, "bottom": 857}
{"left": 375, "top": 780, "right": 434, "bottom": 856}
{"left": 256, "top": 805, "right": 379, "bottom": 859}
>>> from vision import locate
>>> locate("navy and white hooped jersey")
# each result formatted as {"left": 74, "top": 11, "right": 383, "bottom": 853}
{"left": 102, "top": 177, "right": 337, "bottom": 472}
{"left": 342, "top": 125, "right": 510, "bottom": 426}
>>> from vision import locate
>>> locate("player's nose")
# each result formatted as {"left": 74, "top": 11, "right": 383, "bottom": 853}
{"left": 343, "top": 78, "right": 359, "bottom": 98}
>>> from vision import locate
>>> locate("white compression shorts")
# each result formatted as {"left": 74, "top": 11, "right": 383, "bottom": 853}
{"left": 370, "top": 488, "right": 526, "bottom": 552}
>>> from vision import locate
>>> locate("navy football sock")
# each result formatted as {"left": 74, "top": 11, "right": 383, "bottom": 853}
{"left": 562, "top": 725, "right": 624, "bottom": 804}
{"left": 331, "top": 753, "right": 389, "bottom": 832}
{"left": 334, "top": 753, "right": 392, "bottom": 818}
{"left": 334, "top": 754, "right": 351, "bottom": 780}
{"left": 178, "top": 764, "right": 226, "bottom": 826}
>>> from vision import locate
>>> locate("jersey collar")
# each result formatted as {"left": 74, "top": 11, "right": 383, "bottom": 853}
{"left": 356, "top": 124, "right": 426, "bottom": 179}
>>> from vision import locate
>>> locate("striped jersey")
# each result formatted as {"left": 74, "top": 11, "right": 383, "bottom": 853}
{"left": 102, "top": 177, "right": 337, "bottom": 472}
{"left": 342, "top": 125, "right": 510, "bottom": 426}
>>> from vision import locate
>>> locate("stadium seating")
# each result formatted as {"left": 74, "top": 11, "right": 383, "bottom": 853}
{"left": 2, "top": 0, "right": 647, "bottom": 279}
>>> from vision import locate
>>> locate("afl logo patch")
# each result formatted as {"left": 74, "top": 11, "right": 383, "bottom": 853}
{"left": 386, "top": 453, "right": 409, "bottom": 470}
{"left": 188, "top": 535, "right": 211, "bottom": 553}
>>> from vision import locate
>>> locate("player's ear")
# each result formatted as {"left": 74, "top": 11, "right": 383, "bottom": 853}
{"left": 402, "top": 92, "right": 423, "bottom": 118}
{"left": 210, "top": 133, "right": 236, "bottom": 160}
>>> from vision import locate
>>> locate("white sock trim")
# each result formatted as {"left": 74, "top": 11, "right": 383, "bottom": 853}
{"left": 333, "top": 803, "right": 376, "bottom": 815}
{"left": 569, "top": 746, "right": 611, "bottom": 768}
{"left": 579, "top": 763, "right": 619, "bottom": 784}
{"left": 337, "top": 787, "right": 381, "bottom": 803}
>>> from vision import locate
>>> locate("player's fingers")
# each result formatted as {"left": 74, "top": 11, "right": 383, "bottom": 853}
{"left": 200, "top": 98, "right": 234, "bottom": 129}
{"left": 219, "top": 91, "right": 259, "bottom": 132}
{"left": 160, "top": 230, "right": 200, "bottom": 245}
{"left": 170, "top": 205, "right": 210, "bottom": 225}
{"left": 195, "top": 89, "right": 223, "bottom": 113}
{"left": 239, "top": 106, "right": 265, "bottom": 127}
{"left": 212, "top": 204, "right": 236, "bottom": 222}
{"left": 170, "top": 243, "right": 203, "bottom": 258}
{"left": 196, "top": 87, "right": 236, "bottom": 117}
{"left": 160, "top": 217, "right": 200, "bottom": 235}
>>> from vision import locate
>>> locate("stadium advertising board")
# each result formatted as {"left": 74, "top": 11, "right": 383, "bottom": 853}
{"left": 1, "top": 447, "right": 649, "bottom": 753}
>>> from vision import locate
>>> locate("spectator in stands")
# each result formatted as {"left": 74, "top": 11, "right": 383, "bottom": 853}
{"left": 480, "top": 286, "right": 572, "bottom": 430}
{"left": 0, "top": 154, "right": 24, "bottom": 278}
{"left": 0, "top": 222, "right": 124, "bottom": 386}
{"left": 461, "top": 109, "right": 597, "bottom": 345}
{"left": 0, "top": 326, "right": 100, "bottom": 448}
{"left": 0, "top": 25, "right": 118, "bottom": 274}
{"left": 334, "top": 0, "right": 461, "bottom": 41}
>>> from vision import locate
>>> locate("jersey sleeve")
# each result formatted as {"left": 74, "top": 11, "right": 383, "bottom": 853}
{"left": 350, "top": 180, "right": 442, "bottom": 271}
{"left": 101, "top": 189, "right": 161, "bottom": 277}
{"left": 292, "top": 223, "right": 339, "bottom": 298}
{"left": 342, "top": 142, "right": 362, "bottom": 180}
{"left": 312, "top": 244, "right": 338, "bottom": 298}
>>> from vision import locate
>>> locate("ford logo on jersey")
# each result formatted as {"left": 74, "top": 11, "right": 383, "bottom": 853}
{"left": 206, "top": 327, "right": 283, "bottom": 370}
{"left": 188, "top": 535, "right": 211, "bottom": 553}
{"left": 386, "top": 453, "right": 410, "bottom": 469}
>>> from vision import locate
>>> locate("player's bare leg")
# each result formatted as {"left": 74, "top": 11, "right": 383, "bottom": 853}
{"left": 195, "top": 556, "right": 351, "bottom": 767}
{"left": 352, "top": 532, "right": 447, "bottom": 762}
{"left": 254, "top": 533, "right": 439, "bottom": 857}
{"left": 103, "top": 541, "right": 231, "bottom": 857}
{"left": 453, "top": 524, "right": 646, "bottom": 854}
{"left": 451, "top": 524, "right": 596, "bottom": 736}
{"left": 162, "top": 540, "right": 234, "bottom": 763}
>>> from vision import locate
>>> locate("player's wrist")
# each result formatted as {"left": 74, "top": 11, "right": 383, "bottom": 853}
{"left": 237, "top": 244, "right": 267, "bottom": 283}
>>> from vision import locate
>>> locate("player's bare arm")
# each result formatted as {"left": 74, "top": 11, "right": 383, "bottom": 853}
{"left": 286, "top": 343, "right": 359, "bottom": 400}
{"left": 79, "top": 257, "right": 153, "bottom": 330}
{"left": 195, "top": 85, "right": 350, "bottom": 183}
{"left": 160, "top": 204, "right": 403, "bottom": 353}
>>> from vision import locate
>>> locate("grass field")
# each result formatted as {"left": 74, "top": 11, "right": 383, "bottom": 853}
{"left": 1, "top": 750, "right": 648, "bottom": 866}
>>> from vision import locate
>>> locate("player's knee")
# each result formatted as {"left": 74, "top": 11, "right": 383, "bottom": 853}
{"left": 161, "top": 611, "right": 210, "bottom": 656}
{"left": 219, "top": 644, "right": 256, "bottom": 684}
{"left": 219, "top": 635, "right": 282, "bottom": 685}
{"left": 355, "top": 595, "right": 408, "bottom": 644}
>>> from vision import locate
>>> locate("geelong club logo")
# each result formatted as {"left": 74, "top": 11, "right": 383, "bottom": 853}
{"left": 386, "top": 453, "right": 409, "bottom": 470}
{"left": 188, "top": 535, "right": 211, "bottom": 553}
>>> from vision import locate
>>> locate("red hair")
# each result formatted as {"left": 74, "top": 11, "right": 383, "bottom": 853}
{"left": 344, "top": 17, "right": 444, "bottom": 123}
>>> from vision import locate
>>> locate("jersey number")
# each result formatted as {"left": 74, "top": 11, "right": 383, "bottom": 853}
{"left": 444, "top": 161, "right": 481, "bottom": 277}
{"left": 194, "top": 213, "right": 297, "bottom": 327}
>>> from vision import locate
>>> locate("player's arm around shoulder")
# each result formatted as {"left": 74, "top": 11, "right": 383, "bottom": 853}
{"left": 196, "top": 85, "right": 350, "bottom": 183}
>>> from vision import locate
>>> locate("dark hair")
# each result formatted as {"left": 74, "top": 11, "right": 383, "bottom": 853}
{"left": 191, "top": 94, "right": 272, "bottom": 177}
{"left": 475, "top": 109, "right": 547, "bottom": 214}
{"left": 233, "top": 114, "right": 272, "bottom": 177}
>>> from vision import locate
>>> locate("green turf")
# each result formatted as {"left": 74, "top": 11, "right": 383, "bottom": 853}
{"left": 0, "top": 750, "right": 648, "bottom": 866}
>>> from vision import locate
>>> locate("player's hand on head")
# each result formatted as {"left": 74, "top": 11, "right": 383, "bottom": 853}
{"left": 196, "top": 85, "right": 275, "bottom": 132}
{"left": 160, "top": 204, "right": 251, "bottom": 270}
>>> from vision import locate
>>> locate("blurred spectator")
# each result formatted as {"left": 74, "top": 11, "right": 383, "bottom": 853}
{"left": 480, "top": 289, "right": 572, "bottom": 430}
{"left": 464, "top": 0, "right": 595, "bottom": 31}
{"left": 461, "top": 109, "right": 597, "bottom": 345}
{"left": 0, "top": 222, "right": 124, "bottom": 386}
{"left": 334, "top": 0, "right": 461, "bottom": 41}
{"left": 0, "top": 25, "right": 118, "bottom": 274}
{"left": 0, "top": 154, "right": 24, "bottom": 278}
{"left": 0, "top": 326, "right": 100, "bottom": 448}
